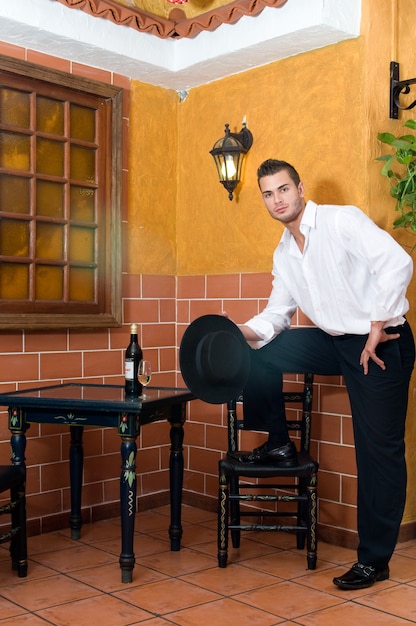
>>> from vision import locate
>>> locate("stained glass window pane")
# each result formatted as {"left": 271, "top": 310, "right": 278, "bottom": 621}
{"left": 0, "top": 219, "right": 30, "bottom": 257}
{"left": 69, "top": 226, "right": 95, "bottom": 262}
{"left": 0, "top": 263, "right": 29, "bottom": 299}
{"left": 0, "top": 176, "right": 30, "bottom": 214}
{"left": 35, "top": 265, "right": 63, "bottom": 300}
{"left": 36, "top": 96, "right": 64, "bottom": 135}
{"left": 69, "top": 267, "right": 95, "bottom": 302}
{"left": 70, "top": 145, "right": 96, "bottom": 182}
{"left": 70, "top": 186, "right": 95, "bottom": 222}
{"left": 0, "top": 88, "right": 30, "bottom": 128}
{"left": 36, "top": 223, "right": 64, "bottom": 259}
{"left": 36, "top": 138, "right": 64, "bottom": 176}
{"left": 36, "top": 181, "right": 64, "bottom": 218}
{"left": 0, "top": 132, "right": 30, "bottom": 170}
{"left": 70, "top": 104, "right": 95, "bottom": 141}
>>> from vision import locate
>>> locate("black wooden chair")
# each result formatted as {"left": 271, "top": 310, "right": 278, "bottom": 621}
{"left": 218, "top": 373, "right": 318, "bottom": 570}
{"left": 0, "top": 463, "right": 27, "bottom": 577}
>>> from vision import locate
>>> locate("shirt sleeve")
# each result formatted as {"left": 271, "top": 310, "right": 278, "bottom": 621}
{"left": 335, "top": 206, "right": 413, "bottom": 324}
{"left": 244, "top": 246, "right": 298, "bottom": 347}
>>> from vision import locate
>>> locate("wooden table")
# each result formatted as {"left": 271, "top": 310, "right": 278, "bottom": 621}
{"left": 0, "top": 383, "right": 195, "bottom": 583}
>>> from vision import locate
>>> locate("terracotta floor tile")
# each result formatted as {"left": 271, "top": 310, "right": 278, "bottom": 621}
{"left": 73, "top": 518, "right": 122, "bottom": 542}
{"left": 295, "top": 600, "right": 413, "bottom": 625}
{"left": 395, "top": 541, "right": 416, "bottom": 560}
{"left": 180, "top": 562, "right": 282, "bottom": 595}
{"left": 132, "top": 510, "right": 173, "bottom": 533}
{"left": 389, "top": 552, "right": 416, "bottom": 583}
{"left": 245, "top": 530, "right": 304, "bottom": 550}
{"left": 35, "top": 594, "right": 151, "bottom": 626}
{"left": 70, "top": 561, "right": 168, "bottom": 592}
{"left": 173, "top": 523, "right": 218, "bottom": 547}
{"left": 28, "top": 531, "right": 77, "bottom": 555}
{"left": 179, "top": 505, "right": 217, "bottom": 525}
{"left": 0, "top": 595, "right": 28, "bottom": 620}
{"left": 357, "top": 583, "right": 416, "bottom": 622}
{"left": 0, "top": 615, "right": 54, "bottom": 625}
{"left": 217, "top": 538, "right": 282, "bottom": 563}
{"left": 312, "top": 541, "right": 357, "bottom": 565}
{"left": 31, "top": 544, "right": 115, "bottom": 573}
{"left": 0, "top": 557, "right": 55, "bottom": 585}
{"left": 0, "top": 506, "right": 414, "bottom": 626}
{"left": 0, "top": 573, "right": 100, "bottom": 611}
{"left": 184, "top": 539, "right": 219, "bottom": 558}
{"left": 114, "top": 577, "right": 221, "bottom": 614}
{"left": 234, "top": 579, "right": 342, "bottom": 620}
{"left": 92, "top": 533, "right": 171, "bottom": 558}
{"left": 132, "top": 618, "right": 182, "bottom": 626}
{"left": 167, "top": 597, "right": 278, "bottom": 626}
{"left": 238, "top": 548, "right": 315, "bottom": 579}
{"left": 138, "top": 547, "right": 217, "bottom": 576}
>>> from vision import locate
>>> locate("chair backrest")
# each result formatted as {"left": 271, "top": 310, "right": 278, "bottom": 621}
{"left": 226, "top": 373, "right": 314, "bottom": 455}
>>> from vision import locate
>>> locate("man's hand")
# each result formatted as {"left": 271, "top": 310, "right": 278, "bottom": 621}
{"left": 221, "top": 311, "right": 261, "bottom": 343}
{"left": 360, "top": 321, "right": 400, "bottom": 375}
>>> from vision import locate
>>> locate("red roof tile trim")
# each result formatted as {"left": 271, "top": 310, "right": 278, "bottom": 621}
{"left": 55, "top": 0, "right": 288, "bottom": 39}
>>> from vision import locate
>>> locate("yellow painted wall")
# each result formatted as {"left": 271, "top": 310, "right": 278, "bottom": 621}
{"left": 128, "top": 83, "right": 178, "bottom": 275}
{"left": 129, "top": 0, "right": 416, "bottom": 523}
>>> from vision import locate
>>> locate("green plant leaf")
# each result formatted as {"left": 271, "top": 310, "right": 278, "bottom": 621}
{"left": 377, "top": 119, "right": 416, "bottom": 242}
{"left": 377, "top": 131, "right": 396, "bottom": 144}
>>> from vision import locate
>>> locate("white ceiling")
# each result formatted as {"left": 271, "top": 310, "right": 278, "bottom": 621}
{"left": 0, "top": 0, "right": 361, "bottom": 91}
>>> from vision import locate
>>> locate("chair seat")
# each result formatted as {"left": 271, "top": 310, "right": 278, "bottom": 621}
{"left": 0, "top": 465, "right": 25, "bottom": 492}
{"left": 223, "top": 450, "right": 318, "bottom": 478}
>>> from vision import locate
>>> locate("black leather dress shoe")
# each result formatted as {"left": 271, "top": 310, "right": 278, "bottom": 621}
{"left": 238, "top": 441, "right": 297, "bottom": 466}
{"left": 333, "top": 562, "right": 390, "bottom": 590}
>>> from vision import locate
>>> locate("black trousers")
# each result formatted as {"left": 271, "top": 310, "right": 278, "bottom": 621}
{"left": 243, "top": 322, "right": 415, "bottom": 569}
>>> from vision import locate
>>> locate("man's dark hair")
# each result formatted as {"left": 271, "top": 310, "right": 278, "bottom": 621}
{"left": 257, "top": 159, "right": 301, "bottom": 187}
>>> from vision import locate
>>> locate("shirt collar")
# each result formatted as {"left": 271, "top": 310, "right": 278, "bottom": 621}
{"left": 301, "top": 200, "right": 317, "bottom": 230}
{"left": 281, "top": 200, "right": 317, "bottom": 253}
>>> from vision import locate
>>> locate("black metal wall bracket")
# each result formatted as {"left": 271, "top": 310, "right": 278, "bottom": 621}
{"left": 390, "top": 61, "right": 416, "bottom": 119}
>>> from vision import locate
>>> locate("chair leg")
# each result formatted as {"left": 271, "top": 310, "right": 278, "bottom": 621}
{"left": 306, "top": 474, "right": 318, "bottom": 570}
{"left": 229, "top": 475, "right": 241, "bottom": 549}
{"left": 218, "top": 469, "right": 229, "bottom": 568}
{"left": 296, "top": 477, "right": 306, "bottom": 550}
{"left": 10, "top": 485, "right": 28, "bottom": 578}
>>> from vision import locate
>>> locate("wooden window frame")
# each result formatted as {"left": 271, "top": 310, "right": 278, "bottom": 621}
{"left": 0, "top": 55, "right": 122, "bottom": 329}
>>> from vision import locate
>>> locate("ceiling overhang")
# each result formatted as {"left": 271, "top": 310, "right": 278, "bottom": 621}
{"left": 55, "top": 0, "right": 288, "bottom": 39}
{"left": 0, "top": 0, "right": 361, "bottom": 91}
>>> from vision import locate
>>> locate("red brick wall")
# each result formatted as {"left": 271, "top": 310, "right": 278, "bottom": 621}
{"left": 177, "top": 274, "right": 358, "bottom": 548}
{"left": 0, "top": 40, "right": 360, "bottom": 547}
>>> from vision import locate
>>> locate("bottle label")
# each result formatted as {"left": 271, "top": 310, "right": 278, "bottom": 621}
{"left": 125, "top": 360, "right": 134, "bottom": 380}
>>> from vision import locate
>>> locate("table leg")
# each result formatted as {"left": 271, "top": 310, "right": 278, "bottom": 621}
{"left": 69, "top": 425, "right": 84, "bottom": 540}
{"left": 119, "top": 437, "right": 137, "bottom": 583}
{"left": 169, "top": 404, "right": 185, "bottom": 551}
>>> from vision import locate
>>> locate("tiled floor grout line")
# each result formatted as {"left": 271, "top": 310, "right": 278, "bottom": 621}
{"left": 2, "top": 507, "right": 416, "bottom": 625}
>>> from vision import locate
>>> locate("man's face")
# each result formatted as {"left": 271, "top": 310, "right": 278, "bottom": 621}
{"left": 259, "top": 170, "right": 305, "bottom": 226}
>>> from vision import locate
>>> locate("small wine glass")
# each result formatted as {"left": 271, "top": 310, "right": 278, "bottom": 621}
{"left": 138, "top": 359, "right": 152, "bottom": 398}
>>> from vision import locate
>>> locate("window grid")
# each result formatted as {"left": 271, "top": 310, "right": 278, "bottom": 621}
{"left": 0, "top": 56, "right": 122, "bottom": 328}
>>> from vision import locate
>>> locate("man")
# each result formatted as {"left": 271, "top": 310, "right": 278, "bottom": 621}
{"left": 236, "top": 159, "right": 415, "bottom": 590}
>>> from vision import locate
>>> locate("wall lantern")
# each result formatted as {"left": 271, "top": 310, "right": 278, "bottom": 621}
{"left": 390, "top": 61, "right": 416, "bottom": 119}
{"left": 210, "top": 121, "right": 253, "bottom": 200}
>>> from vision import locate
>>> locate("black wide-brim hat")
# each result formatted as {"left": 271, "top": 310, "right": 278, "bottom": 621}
{"left": 179, "top": 314, "right": 250, "bottom": 404}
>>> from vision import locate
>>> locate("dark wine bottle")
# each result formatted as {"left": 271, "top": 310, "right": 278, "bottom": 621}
{"left": 124, "top": 323, "right": 143, "bottom": 396}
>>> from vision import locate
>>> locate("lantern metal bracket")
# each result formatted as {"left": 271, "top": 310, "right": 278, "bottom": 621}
{"left": 390, "top": 61, "right": 416, "bottom": 119}
{"left": 229, "top": 124, "right": 253, "bottom": 151}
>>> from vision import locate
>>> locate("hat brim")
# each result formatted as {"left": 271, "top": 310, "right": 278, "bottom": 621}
{"left": 179, "top": 314, "right": 250, "bottom": 404}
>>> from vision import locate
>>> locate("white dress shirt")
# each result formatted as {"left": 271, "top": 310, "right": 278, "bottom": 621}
{"left": 245, "top": 200, "right": 412, "bottom": 346}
